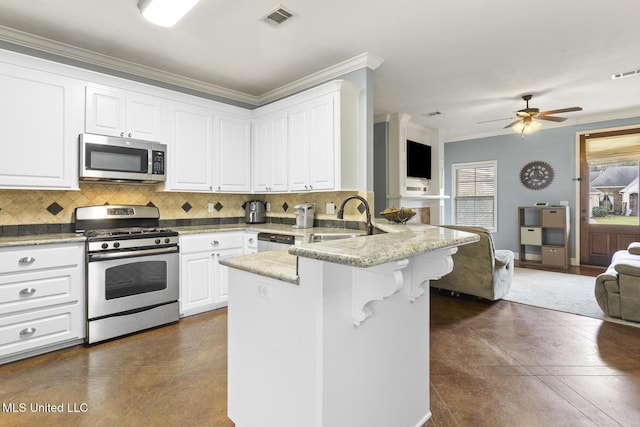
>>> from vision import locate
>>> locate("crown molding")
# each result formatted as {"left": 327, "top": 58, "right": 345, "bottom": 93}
{"left": 257, "top": 52, "right": 384, "bottom": 105}
{"left": 0, "top": 25, "right": 382, "bottom": 107}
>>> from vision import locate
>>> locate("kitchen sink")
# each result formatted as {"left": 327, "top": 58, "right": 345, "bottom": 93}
{"left": 308, "top": 232, "right": 367, "bottom": 243}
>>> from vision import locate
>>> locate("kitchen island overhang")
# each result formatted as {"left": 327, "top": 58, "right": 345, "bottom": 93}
{"left": 222, "top": 224, "right": 479, "bottom": 427}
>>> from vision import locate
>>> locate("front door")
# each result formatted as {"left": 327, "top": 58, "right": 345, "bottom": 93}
{"left": 579, "top": 128, "right": 640, "bottom": 266}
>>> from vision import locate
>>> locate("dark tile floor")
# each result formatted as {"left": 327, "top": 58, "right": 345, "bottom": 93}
{"left": 2, "top": 287, "right": 639, "bottom": 426}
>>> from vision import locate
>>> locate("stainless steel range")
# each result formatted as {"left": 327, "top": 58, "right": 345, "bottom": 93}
{"left": 75, "top": 205, "right": 179, "bottom": 344}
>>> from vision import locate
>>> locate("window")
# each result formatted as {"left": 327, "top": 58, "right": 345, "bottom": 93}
{"left": 452, "top": 160, "right": 497, "bottom": 231}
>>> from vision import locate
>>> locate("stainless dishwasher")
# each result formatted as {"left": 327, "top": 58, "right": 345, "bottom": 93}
{"left": 257, "top": 233, "right": 296, "bottom": 252}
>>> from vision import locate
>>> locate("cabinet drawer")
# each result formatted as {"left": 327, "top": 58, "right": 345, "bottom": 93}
{"left": 0, "top": 269, "right": 78, "bottom": 314}
{"left": 542, "top": 208, "right": 566, "bottom": 228}
{"left": 0, "top": 303, "right": 83, "bottom": 358}
{"left": 0, "top": 244, "right": 83, "bottom": 274}
{"left": 244, "top": 232, "right": 258, "bottom": 251}
{"left": 180, "top": 232, "right": 244, "bottom": 253}
{"left": 542, "top": 247, "right": 566, "bottom": 267}
{"left": 520, "top": 227, "right": 542, "bottom": 245}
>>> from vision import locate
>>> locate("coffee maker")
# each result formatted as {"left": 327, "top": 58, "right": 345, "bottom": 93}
{"left": 245, "top": 200, "right": 266, "bottom": 224}
{"left": 293, "top": 203, "right": 314, "bottom": 229}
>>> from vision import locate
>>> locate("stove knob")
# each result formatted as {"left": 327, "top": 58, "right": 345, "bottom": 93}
{"left": 164, "top": 238, "right": 171, "bottom": 244}
{"left": 113, "top": 242, "right": 120, "bottom": 249}
{"left": 155, "top": 239, "right": 161, "bottom": 245}
{"left": 101, "top": 243, "right": 109, "bottom": 250}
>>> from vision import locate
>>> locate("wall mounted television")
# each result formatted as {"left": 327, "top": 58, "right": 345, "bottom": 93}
{"left": 406, "top": 140, "right": 431, "bottom": 179}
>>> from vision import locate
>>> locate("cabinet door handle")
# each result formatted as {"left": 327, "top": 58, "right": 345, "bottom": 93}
{"left": 19, "top": 288, "right": 37, "bottom": 296}
{"left": 18, "top": 257, "right": 36, "bottom": 265}
{"left": 211, "top": 240, "right": 220, "bottom": 247}
{"left": 120, "top": 131, "right": 125, "bottom": 137}
{"left": 20, "top": 327, "right": 36, "bottom": 336}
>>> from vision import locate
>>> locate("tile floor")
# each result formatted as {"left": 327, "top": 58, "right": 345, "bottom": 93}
{"left": 1, "top": 291, "right": 639, "bottom": 426}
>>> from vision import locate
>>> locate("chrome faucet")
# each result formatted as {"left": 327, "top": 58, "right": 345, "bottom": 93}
{"left": 337, "top": 195, "right": 373, "bottom": 235}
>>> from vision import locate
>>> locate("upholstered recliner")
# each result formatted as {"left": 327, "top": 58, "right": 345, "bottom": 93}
{"left": 431, "top": 225, "right": 514, "bottom": 300}
{"left": 595, "top": 243, "right": 640, "bottom": 322}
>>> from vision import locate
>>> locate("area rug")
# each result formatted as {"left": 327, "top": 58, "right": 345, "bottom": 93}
{"left": 504, "top": 267, "right": 604, "bottom": 319}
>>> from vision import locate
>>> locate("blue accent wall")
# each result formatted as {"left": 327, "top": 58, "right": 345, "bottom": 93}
{"left": 444, "top": 116, "right": 640, "bottom": 258}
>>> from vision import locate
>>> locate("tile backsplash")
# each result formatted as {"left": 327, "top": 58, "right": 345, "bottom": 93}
{"left": 0, "top": 184, "right": 374, "bottom": 235}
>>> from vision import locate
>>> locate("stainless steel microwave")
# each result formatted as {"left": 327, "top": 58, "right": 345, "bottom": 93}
{"left": 79, "top": 133, "right": 166, "bottom": 183}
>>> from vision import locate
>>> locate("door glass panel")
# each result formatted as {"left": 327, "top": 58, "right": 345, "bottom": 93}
{"left": 588, "top": 161, "right": 639, "bottom": 225}
{"left": 105, "top": 261, "right": 167, "bottom": 299}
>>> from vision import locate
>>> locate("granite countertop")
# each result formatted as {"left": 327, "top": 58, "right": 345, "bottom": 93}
{"left": 0, "top": 233, "right": 87, "bottom": 248}
{"left": 221, "top": 249, "right": 299, "bottom": 284}
{"left": 173, "top": 223, "right": 367, "bottom": 243}
{"left": 289, "top": 223, "right": 479, "bottom": 268}
{"left": 0, "top": 223, "right": 361, "bottom": 248}
{"left": 219, "top": 221, "right": 480, "bottom": 284}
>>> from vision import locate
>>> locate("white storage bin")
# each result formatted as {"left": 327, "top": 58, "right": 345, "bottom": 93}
{"left": 520, "top": 227, "right": 542, "bottom": 245}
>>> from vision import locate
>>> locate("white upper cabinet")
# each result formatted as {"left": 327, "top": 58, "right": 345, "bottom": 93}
{"left": 288, "top": 94, "right": 336, "bottom": 191}
{"left": 285, "top": 81, "right": 360, "bottom": 192}
{"left": 214, "top": 113, "right": 251, "bottom": 192}
{"left": 165, "top": 101, "right": 214, "bottom": 192}
{"left": 165, "top": 102, "right": 250, "bottom": 193}
{"left": 85, "top": 85, "right": 165, "bottom": 142}
{"left": 252, "top": 111, "right": 288, "bottom": 192}
{"left": 254, "top": 80, "right": 361, "bottom": 193}
{"left": 0, "top": 61, "right": 83, "bottom": 190}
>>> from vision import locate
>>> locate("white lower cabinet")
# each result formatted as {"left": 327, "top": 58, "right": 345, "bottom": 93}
{"left": 0, "top": 242, "right": 85, "bottom": 364}
{"left": 179, "top": 232, "right": 244, "bottom": 317}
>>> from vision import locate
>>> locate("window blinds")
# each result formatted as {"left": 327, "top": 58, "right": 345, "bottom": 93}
{"left": 453, "top": 163, "right": 497, "bottom": 230}
{"left": 585, "top": 133, "right": 640, "bottom": 165}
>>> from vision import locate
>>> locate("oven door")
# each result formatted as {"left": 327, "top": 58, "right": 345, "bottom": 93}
{"left": 87, "top": 248, "right": 178, "bottom": 320}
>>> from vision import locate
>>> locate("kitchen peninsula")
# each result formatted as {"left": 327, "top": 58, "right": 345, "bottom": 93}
{"left": 221, "top": 224, "right": 479, "bottom": 427}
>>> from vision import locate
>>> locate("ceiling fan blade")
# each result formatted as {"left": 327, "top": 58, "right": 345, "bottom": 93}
{"left": 503, "top": 119, "right": 522, "bottom": 129}
{"left": 538, "top": 107, "right": 583, "bottom": 116}
{"left": 477, "top": 117, "right": 514, "bottom": 124}
{"left": 536, "top": 115, "right": 567, "bottom": 122}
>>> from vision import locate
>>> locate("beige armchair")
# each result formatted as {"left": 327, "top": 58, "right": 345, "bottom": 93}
{"left": 595, "top": 243, "right": 640, "bottom": 322}
{"left": 431, "top": 225, "right": 514, "bottom": 300}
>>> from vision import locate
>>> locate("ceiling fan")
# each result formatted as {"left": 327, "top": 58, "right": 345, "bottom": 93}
{"left": 504, "top": 94, "right": 583, "bottom": 134}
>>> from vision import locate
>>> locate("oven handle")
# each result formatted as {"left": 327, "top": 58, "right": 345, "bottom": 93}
{"left": 89, "top": 246, "right": 178, "bottom": 261}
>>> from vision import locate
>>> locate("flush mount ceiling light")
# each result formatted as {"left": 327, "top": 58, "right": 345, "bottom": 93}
{"left": 138, "top": 0, "right": 200, "bottom": 27}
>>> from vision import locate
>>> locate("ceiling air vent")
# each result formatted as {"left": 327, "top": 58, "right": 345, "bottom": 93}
{"left": 424, "top": 111, "right": 442, "bottom": 117}
{"left": 611, "top": 69, "right": 640, "bottom": 80}
{"left": 261, "top": 5, "right": 296, "bottom": 26}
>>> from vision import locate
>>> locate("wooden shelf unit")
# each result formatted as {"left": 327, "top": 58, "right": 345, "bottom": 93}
{"left": 518, "top": 206, "right": 570, "bottom": 268}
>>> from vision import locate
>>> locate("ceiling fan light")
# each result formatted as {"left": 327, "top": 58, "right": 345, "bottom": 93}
{"left": 512, "top": 118, "right": 541, "bottom": 134}
{"left": 138, "top": 0, "right": 200, "bottom": 27}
